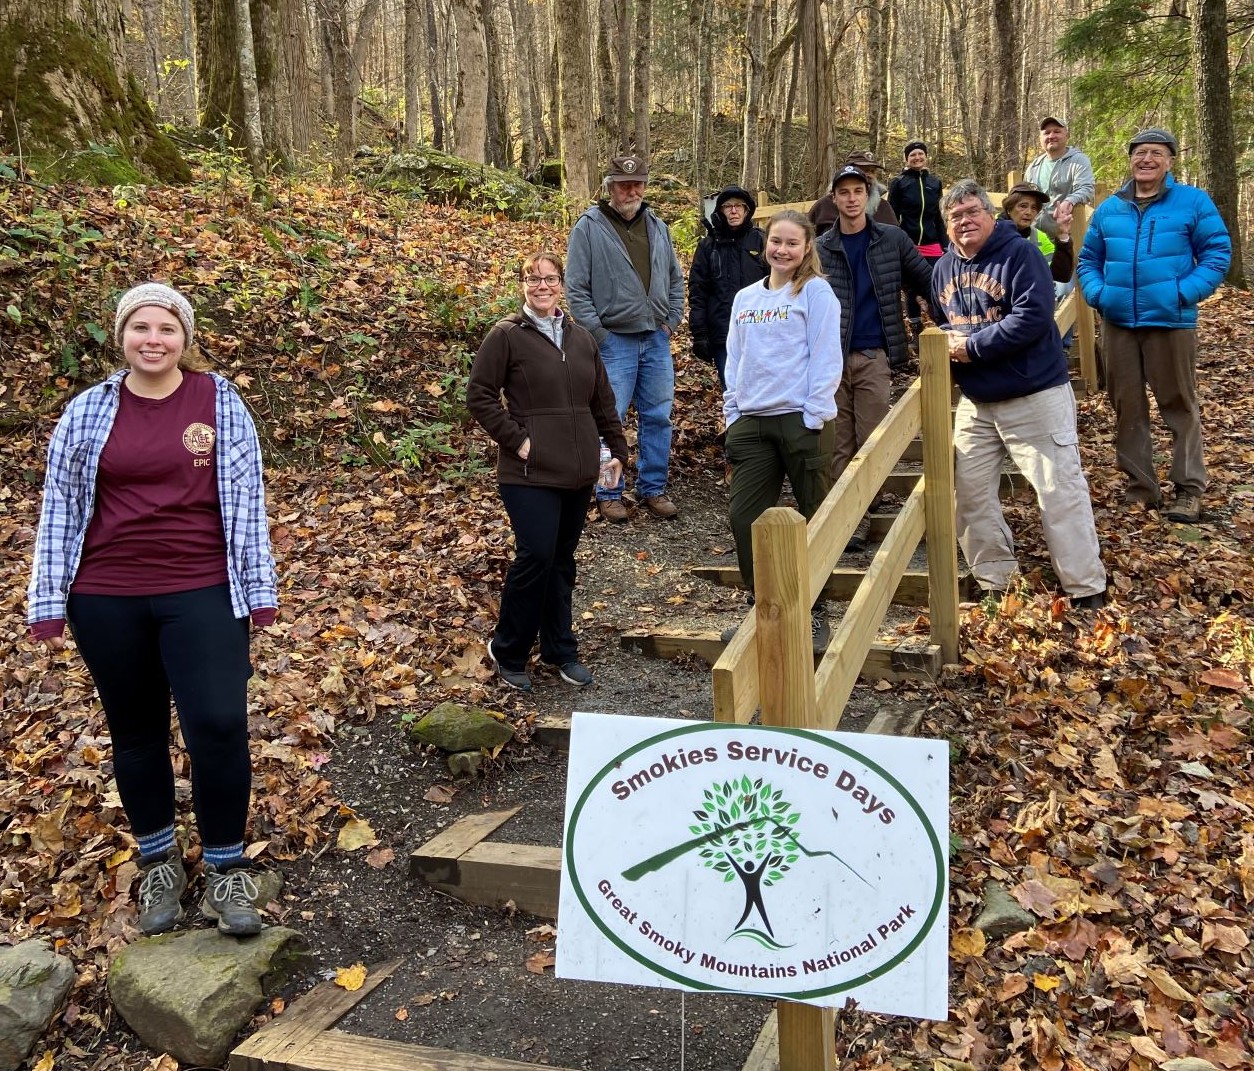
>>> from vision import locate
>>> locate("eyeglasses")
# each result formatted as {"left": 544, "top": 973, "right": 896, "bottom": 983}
{"left": 523, "top": 275, "right": 561, "bottom": 287}
{"left": 1131, "top": 148, "right": 1170, "bottom": 161}
{"left": 947, "top": 206, "right": 988, "bottom": 223}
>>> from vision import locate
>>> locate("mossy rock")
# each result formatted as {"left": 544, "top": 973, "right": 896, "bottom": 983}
{"left": 362, "top": 147, "right": 558, "bottom": 221}
{"left": 407, "top": 701, "right": 514, "bottom": 752}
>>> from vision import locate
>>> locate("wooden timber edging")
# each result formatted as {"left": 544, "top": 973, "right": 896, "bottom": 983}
{"left": 229, "top": 955, "right": 581, "bottom": 1070}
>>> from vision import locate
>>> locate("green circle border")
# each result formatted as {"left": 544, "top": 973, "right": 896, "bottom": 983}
{"left": 565, "top": 721, "right": 946, "bottom": 1000}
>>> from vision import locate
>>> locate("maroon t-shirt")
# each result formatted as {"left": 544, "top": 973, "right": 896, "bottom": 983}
{"left": 72, "top": 371, "right": 229, "bottom": 597}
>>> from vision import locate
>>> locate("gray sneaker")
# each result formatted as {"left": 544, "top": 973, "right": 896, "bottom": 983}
{"left": 201, "top": 863, "right": 263, "bottom": 936}
{"left": 137, "top": 848, "right": 187, "bottom": 935}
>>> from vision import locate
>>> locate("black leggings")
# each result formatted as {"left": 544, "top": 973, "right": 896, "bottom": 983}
{"left": 492, "top": 483, "right": 592, "bottom": 670}
{"left": 66, "top": 584, "right": 253, "bottom": 849}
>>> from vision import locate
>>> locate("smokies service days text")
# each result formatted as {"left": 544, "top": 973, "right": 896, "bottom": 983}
{"left": 610, "top": 739, "right": 896, "bottom": 823}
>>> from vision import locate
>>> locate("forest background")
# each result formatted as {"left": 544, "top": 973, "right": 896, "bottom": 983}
{"left": 0, "top": 0, "right": 1251, "bottom": 282}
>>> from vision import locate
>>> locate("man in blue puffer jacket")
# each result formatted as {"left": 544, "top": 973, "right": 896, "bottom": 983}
{"left": 1077, "top": 127, "right": 1231, "bottom": 523}
{"left": 933, "top": 179, "right": 1107, "bottom": 609}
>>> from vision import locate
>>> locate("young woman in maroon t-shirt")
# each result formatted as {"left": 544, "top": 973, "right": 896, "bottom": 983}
{"left": 27, "top": 282, "right": 279, "bottom": 938}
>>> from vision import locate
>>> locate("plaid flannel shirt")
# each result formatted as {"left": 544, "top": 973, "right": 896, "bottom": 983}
{"left": 27, "top": 370, "right": 279, "bottom": 625}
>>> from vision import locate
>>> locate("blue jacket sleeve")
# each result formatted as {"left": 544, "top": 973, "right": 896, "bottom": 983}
{"left": 1076, "top": 214, "right": 1108, "bottom": 313}
{"left": 1178, "top": 192, "right": 1231, "bottom": 307}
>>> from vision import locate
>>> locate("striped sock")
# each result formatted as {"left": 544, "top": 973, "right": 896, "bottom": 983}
{"left": 203, "top": 842, "right": 246, "bottom": 870}
{"left": 136, "top": 824, "right": 177, "bottom": 861}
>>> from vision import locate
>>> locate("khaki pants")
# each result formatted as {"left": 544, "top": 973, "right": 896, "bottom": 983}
{"left": 726, "top": 412, "right": 835, "bottom": 592}
{"left": 831, "top": 348, "right": 892, "bottom": 482}
{"left": 953, "top": 383, "right": 1106, "bottom": 597}
{"left": 1102, "top": 323, "right": 1206, "bottom": 501}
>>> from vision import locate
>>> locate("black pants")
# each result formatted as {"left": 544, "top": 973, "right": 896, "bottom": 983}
{"left": 492, "top": 483, "right": 593, "bottom": 670}
{"left": 66, "top": 583, "right": 253, "bottom": 849}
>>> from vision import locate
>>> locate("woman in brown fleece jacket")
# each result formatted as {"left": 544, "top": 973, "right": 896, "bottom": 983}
{"left": 467, "top": 250, "right": 629, "bottom": 692}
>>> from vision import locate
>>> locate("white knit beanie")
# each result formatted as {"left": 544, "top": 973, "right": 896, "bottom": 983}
{"left": 114, "top": 282, "right": 195, "bottom": 345}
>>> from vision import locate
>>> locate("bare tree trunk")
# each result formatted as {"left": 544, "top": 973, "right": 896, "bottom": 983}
{"left": 865, "top": 0, "right": 888, "bottom": 160}
{"left": 1191, "top": 0, "right": 1244, "bottom": 284}
{"left": 631, "top": 0, "right": 650, "bottom": 159}
{"left": 798, "top": 0, "right": 835, "bottom": 194}
{"left": 424, "top": 0, "right": 445, "bottom": 148}
{"left": 451, "top": 0, "right": 488, "bottom": 161}
{"left": 741, "top": 0, "right": 765, "bottom": 192}
{"left": 556, "top": 0, "right": 596, "bottom": 201}
{"left": 347, "top": 0, "right": 382, "bottom": 141}
{"left": 483, "top": 0, "right": 509, "bottom": 166}
{"left": 404, "top": 0, "right": 421, "bottom": 145}
{"left": 181, "top": 0, "right": 200, "bottom": 122}
{"left": 316, "top": 0, "right": 353, "bottom": 178}
{"left": 547, "top": 0, "right": 561, "bottom": 158}
{"left": 990, "top": 0, "right": 1020, "bottom": 183}
{"left": 691, "top": 0, "right": 712, "bottom": 193}
{"left": 595, "top": 0, "right": 616, "bottom": 127}
{"left": 279, "top": 0, "right": 311, "bottom": 150}
{"left": 255, "top": 0, "right": 293, "bottom": 167}
{"left": 139, "top": 0, "right": 163, "bottom": 111}
{"left": 942, "top": 0, "right": 977, "bottom": 177}
{"left": 614, "top": 0, "right": 631, "bottom": 151}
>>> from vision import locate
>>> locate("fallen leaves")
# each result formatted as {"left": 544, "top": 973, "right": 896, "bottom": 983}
{"left": 336, "top": 815, "right": 379, "bottom": 851}
{"left": 334, "top": 963, "right": 368, "bottom": 991}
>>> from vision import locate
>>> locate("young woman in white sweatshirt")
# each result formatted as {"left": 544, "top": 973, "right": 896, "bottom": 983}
{"left": 722, "top": 210, "right": 844, "bottom": 651}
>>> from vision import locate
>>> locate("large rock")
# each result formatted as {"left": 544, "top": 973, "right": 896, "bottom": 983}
{"left": 973, "top": 879, "right": 1036, "bottom": 939}
{"left": 108, "top": 927, "right": 308, "bottom": 1066}
{"left": 409, "top": 702, "right": 514, "bottom": 753}
{"left": 0, "top": 941, "right": 75, "bottom": 1071}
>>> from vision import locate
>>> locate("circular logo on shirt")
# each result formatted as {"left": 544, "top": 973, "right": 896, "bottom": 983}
{"left": 183, "top": 422, "right": 215, "bottom": 456}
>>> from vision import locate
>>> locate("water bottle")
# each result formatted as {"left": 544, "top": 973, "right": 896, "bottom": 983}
{"left": 598, "top": 440, "right": 615, "bottom": 489}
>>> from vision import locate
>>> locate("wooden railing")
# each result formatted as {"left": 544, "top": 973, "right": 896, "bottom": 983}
{"left": 710, "top": 331, "right": 959, "bottom": 730}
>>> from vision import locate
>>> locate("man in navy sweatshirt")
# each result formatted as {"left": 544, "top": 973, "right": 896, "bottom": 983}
{"left": 931, "top": 179, "right": 1106, "bottom": 609}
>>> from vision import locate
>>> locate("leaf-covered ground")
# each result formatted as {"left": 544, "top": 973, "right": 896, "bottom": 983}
{"left": 1, "top": 169, "right": 1251, "bottom": 1069}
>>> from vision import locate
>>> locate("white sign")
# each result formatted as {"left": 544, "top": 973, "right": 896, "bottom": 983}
{"left": 557, "top": 713, "right": 949, "bottom": 1020}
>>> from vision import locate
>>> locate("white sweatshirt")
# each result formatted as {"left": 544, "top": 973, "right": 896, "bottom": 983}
{"left": 723, "top": 275, "right": 843, "bottom": 430}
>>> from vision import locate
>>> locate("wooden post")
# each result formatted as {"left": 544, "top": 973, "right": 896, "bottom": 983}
{"left": 751, "top": 507, "right": 835, "bottom": 1071}
{"left": 1007, "top": 169, "right": 1022, "bottom": 188}
{"left": 919, "top": 328, "right": 959, "bottom": 664}
{"left": 1071, "top": 202, "right": 1099, "bottom": 393}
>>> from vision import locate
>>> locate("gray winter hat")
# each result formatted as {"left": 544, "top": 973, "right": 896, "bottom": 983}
{"left": 1128, "top": 127, "right": 1178, "bottom": 155}
{"left": 114, "top": 282, "right": 195, "bottom": 344}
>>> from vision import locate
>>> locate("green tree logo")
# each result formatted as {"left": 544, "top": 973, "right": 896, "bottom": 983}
{"left": 691, "top": 776, "right": 800, "bottom": 940}
{"left": 621, "top": 775, "right": 870, "bottom": 948}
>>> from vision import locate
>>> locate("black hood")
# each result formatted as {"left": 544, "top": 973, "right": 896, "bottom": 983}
{"left": 708, "top": 185, "right": 759, "bottom": 237}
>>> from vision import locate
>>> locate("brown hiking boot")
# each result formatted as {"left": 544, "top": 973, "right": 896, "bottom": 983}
{"left": 643, "top": 494, "right": 678, "bottom": 519}
{"left": 597, "top": 498, "right": 629, "bottom": 523}
{"left": 1166, "top": 492, "right": 1200, "bottom": 523}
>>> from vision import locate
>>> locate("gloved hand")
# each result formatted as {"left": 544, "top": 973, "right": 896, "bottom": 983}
{"left": 692, "top": 337, "right": 710, "bottom": 364}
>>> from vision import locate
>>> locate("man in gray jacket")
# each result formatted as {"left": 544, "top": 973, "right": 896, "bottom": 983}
{"left": 566, "top": 154, "right": 686, "bottom": 522}
{"left": 1025, "top": 117, "right": 1095, "bottom": 238}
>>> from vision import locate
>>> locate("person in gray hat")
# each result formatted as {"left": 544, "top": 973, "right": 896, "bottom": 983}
{"left": 1025, "top": 117, "right": 1095, "bottom": 239}
{"left": 566, "top": 154, "right": 685, "bottom": 522}
{"left": 27, "top": 281, "right": 279, "bottom": 938}
{"left": 1077, "top": 127, "right": 1231, "bottom": 523}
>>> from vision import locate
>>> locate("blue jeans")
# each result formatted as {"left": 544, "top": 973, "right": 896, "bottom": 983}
{"left": 596, "top": 329, "right": 674, "bottom": 500}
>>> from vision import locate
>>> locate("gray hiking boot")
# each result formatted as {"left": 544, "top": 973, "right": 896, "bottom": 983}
{"left": 201, "top": 863, "right": 263, "bottom": 936}
{"left": 137, "top": 847, "right": 187, "bottom": 935}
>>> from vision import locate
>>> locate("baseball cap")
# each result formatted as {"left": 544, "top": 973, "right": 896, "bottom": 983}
{"left": 1040, "top": 116, "right": 1068, "bottom": 129}
{"left": 831, "top": 164, "right": 871, "bottom": 190}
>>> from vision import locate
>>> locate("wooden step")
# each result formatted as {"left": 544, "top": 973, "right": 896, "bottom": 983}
{"left": 619, "top": 630, "right": 942, "bottom": 682}
{"left": 690, "top": 564, "right": 975, "bottom": 604}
